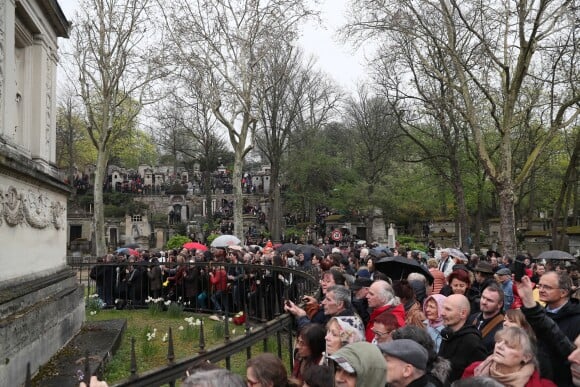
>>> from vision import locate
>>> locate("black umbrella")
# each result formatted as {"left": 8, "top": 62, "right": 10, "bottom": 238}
{"left": 375, "top": 256, "right": 434, "bottom": 284}
{"left": 276, "top": 243, "right": 300, "bottom": 252}
{"left": 537, "top": 250, "right": 575, "bottom": 261}
{"left": 297, "top": 245, "right": 325, "bottom": 258}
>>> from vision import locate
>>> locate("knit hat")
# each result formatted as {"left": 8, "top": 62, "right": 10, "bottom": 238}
{"left": 329, "top": 315, "right": 365, "bottom": 344}
{"left": 378, "top": 339, "right": 429, "bottom": 370}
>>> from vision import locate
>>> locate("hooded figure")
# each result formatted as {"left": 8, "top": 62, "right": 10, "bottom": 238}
{"left": 423, "top": 294, "right": 447, "bottom": 352}
{"left": 328, "top": 341, "right": 387, "bottom": 386}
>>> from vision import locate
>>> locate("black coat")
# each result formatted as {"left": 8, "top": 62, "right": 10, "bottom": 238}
{"left": 467, "top": 311, "right": 504, "bottom": 355}
{"left": 522, "top": 300, "right": 579, "bottom": 386}
{"left": 438, "top": 324, "right": 486, "bottom": 383}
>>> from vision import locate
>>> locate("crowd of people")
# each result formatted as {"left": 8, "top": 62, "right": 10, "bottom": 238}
{"left": 86, "top": 241, "right": 580, "bottom": 387}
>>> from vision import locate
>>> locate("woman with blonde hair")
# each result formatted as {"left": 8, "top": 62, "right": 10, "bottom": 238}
{"left": 462, "top": 327, "right": 556, "bottom": 386}
{"left": 324, "top": 316, "right": 365, "bottom": 357}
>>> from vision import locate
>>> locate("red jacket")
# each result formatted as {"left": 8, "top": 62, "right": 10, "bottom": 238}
{"left": 210, "top": 268, "right": 227, "bottom": 291}
{"left": 365, "top": 303, "right": 406, "bottom": 342}
{"left": 462, "top": 361, "right": 556, "bottom": 387}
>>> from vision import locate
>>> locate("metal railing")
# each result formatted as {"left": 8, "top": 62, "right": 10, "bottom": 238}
{"left": 66, "top": 259, "right": 319, "bottom": 386}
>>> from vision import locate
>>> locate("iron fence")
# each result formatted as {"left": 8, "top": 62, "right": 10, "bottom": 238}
{"left": 37, "top": 259, "right": 319, "bottom": 386}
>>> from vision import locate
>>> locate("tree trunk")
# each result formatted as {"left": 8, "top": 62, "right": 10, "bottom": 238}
{"left": 551, "top": 133, "right": 580, "bottom": 248}
{"left": 268, "top": 163, "right": 282, "bottom": 242}
{"left": 498, "top": 184, "right": 517, "bottom": 257}
{"left": 449, "top": 156, "right": 470, "bottom": 250}
{"left": 232, "top": 151, "right": 244, "bottom": 241}
{"left": 94, "top": 149, "right": 108, "bottom": 257}
{"left": 203, "top": 170, "right": 213, "bottom": 239}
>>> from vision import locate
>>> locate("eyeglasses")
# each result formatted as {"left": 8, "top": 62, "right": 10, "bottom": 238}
{"left": 372, "top": 329, "right": 394, "bottom": 337}
{"left": 537, "top": 284, "right": 559, "bottom": 291}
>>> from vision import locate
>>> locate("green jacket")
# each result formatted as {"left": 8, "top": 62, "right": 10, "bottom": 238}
{"left": 331, "top": 342, "right": 387, "bottom": 387}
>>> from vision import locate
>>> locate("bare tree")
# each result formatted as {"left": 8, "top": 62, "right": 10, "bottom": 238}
{"left": 256, "top": 44, "right": 340, "bottom": 241}
{"left": 342, "top": 86, "right": 402, "bottom": 240}
{"left": 69, "top": 0, "right": 163, "bottom": 256}
{"left": 345, "top": 0, "right": 580, "bottom": 256}
{"left": 156, "top": 82, "right": 229, "bottom": 233}
{"left": 160, "top": 0, "right": 316, "bottom": 240}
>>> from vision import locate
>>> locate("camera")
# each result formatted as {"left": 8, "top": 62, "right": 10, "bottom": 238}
{"left": 513, "top": 255, "right": 526, "bottom": 282}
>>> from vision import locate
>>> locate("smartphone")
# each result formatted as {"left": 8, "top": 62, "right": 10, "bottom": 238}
{"left": 513, "top": 259, "right": 525, "bottom": 282}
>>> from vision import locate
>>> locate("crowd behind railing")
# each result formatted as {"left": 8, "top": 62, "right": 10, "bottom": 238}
{"left": 69, "top": 241, "right": 580, "bottom": 387}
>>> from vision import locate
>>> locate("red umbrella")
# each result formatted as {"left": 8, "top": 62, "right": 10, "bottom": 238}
{"left": 128, "top": 248, "right": 139, "bottom": 256}
{"left": 183, "top": 241, "right": 208, "bottom": 251}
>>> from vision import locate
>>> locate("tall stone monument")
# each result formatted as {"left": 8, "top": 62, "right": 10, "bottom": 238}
{"left": 0, "top": 1, "right": 83, "bottom": 385}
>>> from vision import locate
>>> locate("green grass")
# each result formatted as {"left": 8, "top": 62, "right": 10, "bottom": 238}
{"left": 87, "top": 309, "right": 292, "bottom": 384}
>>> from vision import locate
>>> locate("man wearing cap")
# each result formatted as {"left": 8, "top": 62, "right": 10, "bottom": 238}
{"left": 468, "top": 261, "right": 497, "bottom": 315}
{"left": 379, "top": 339, "right": 435, "bottom": 387}
{"left": 495, "top": 267, "right": 514, "bottom": 311}
{"left": 350, "top": 277, "right": 372, "bottom": 326}
{"left": 328, "top": 341, "right": 387, "bottom": 387}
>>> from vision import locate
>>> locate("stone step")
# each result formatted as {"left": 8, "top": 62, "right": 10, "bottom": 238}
{"left": 31, "top": 319, "right": 126, "bottom": 387}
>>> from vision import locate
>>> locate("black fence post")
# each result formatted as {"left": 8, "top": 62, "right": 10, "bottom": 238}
{"left": 199, "top": 319, "right": 206, "bottom": 353}
{"left": 130, "top": 337, "right": 137, "bottom": 378}
{"left": 167, "top": 327, "right": 175, "bottom": 363}
{"left": 224, "top": 311, "right": 230, "bottom": 342}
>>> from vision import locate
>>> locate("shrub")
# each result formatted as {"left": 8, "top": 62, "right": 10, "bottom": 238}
{"left": 166, "top": 235, "right": 190, "bottom": 250}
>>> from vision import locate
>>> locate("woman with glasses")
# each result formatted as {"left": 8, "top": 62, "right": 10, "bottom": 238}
{"left": 246, "top": 353, "right": 300, "bottom": 387}
{"left": 370, "top": 310, "right": 400, "bottom": 344}
{"left": 324, "top": 316, "right": 365, "bottom": 358}
{"left": 292, "top": 324, "right": 326, "bottom": 382}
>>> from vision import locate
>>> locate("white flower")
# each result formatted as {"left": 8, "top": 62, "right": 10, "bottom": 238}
{"left": 178, "top": 326, "right": 184, "bottom": 331}
{"left": 164, "top": 300, "right": 171, "bottom": 306}
{"left": 154, "top": 328, "right": 158, "bottom": 332}
{"left": 162, "top": 333, "right": 168, "bottom": 342}
{"left": 195, "top": 319, "right": 201, "bottom": 326}
{"left": 232, "top": 329, "right": 236, "bottom": 335}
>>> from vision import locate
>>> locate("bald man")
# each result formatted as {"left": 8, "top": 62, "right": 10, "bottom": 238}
{"left": 438, "top": 294, "right": 486, "bottom": 383}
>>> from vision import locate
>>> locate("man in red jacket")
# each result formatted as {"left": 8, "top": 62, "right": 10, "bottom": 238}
{"left": 365, "top": 280, "right": 406, "bottom": 342}
{"left": 209, "top": 264, "right": 228, "bottom": 312}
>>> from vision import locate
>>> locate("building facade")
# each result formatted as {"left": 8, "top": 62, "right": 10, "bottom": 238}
{"left": 0, "top": 1, "right": 83, "bottom": 385}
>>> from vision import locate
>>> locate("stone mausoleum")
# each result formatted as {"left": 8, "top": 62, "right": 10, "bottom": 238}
{"left": 0, "top": 1, "right": 83, "bottom": 385}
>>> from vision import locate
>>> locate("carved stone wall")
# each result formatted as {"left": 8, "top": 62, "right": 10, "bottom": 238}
{"left": 0, "top": 1, "right": 75, "bottom": 384}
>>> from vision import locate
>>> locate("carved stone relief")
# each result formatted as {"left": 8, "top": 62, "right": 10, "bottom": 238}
{"left": 0, "top": 185, "right": 65, "bottom": 229}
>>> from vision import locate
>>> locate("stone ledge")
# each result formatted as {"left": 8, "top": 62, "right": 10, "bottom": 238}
{"left": 31, "top": 319, "right": 127, "bottom": 387}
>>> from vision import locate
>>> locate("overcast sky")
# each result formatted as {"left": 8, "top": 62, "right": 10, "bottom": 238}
{"left": 56, "top": 0, "right": 370, "bottom": 94}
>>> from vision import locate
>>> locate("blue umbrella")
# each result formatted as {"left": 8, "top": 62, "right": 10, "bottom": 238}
{"left": 116, "top": 247, "right": 130, "bottom": 254}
